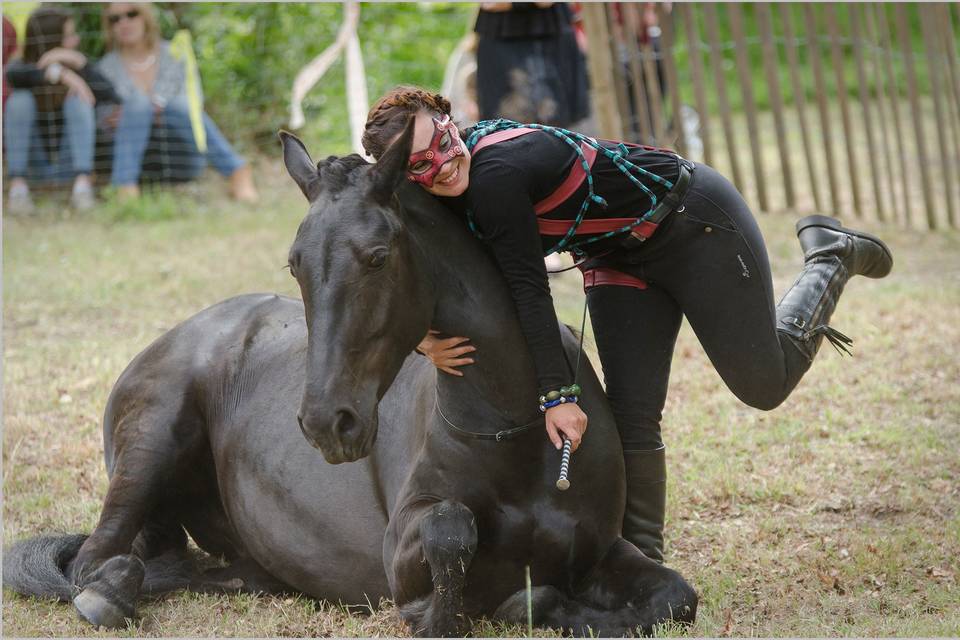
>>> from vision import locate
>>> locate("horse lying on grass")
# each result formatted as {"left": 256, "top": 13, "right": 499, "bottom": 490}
{"left": 3, "top": 120, "right": 697, "bottom": 636}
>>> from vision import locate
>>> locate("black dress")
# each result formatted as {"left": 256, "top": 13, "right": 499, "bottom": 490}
{"left": 474, "top": 3, "right": 589, "bottom": 127}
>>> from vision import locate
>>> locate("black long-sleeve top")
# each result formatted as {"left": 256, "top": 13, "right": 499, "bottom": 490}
{"left": 439, "top": 128, "right": 681, "bottom": 395}
{"left": 5, "top": 59, "right": 120, "bottom": 105}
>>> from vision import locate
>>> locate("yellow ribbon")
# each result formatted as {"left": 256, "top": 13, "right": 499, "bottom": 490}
{"left": 3, "top": 2, "right": 40, "bottom": 44}
{"left": 168, "top": 29, "right": 206, "bottom": 152}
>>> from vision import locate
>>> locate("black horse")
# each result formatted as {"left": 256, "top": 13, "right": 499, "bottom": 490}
{"left": 3, "top": 120, "right": 697, "bottom": 636}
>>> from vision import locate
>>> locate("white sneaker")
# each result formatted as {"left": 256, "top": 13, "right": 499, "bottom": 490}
{"left": 7, "top": 184, "right": 34, "bottom": 215}
{"left": 70, "top": 182, "right": 96, "bottom": 212}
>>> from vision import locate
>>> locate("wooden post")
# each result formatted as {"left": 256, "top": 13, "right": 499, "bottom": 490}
{"left": 581, "top": 3, "right": 623, "bottom": 140}
{"left": 920, "top": 5, "right": 957, "bottom": 228}
{"left": 875, "top": 3, "right": 913, "bottom": 225}
{"left": 704, "top": 4, "right": 744, "bottom": 191}
{"left": 621, "top": 2, "right": 653, "bottom": 142}
{"left": 850, "top": 6, "right": 886, "bottom": 221}
{"left": 606, "top": 5, "right": 633, "bottom": 142}
{"left": 729, "top": 3, "right": 768, "bottom": 211}
{"left": 657, "top": 4, "right": 687, "bottom": 156}
{"left": 681, "top": 4, "right": 713, "bottom": 166}
{"left": 862, "top": 4, "right": 898, "bottom": 222}
{"left": 757, "top": 3, "right": 794, "bottom": 210}
{"left": 825, "top": 4, "right": 862, "bottom": 217}
{"left": 781, "top": 4, "right": 822, "bottom": 212}
{"left": 895, "top": 3, "right": 936, "bottom": 229}
{"left": 936, "top": 3, "right": 960, "bottom": 210}
{"left": 639, "top": 29, "right": 665, "bottom": 144}
{"left": 804, "top": 4, "right": 841, "bottom": 214}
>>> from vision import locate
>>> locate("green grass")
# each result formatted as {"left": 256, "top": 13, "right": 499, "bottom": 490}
{"left": 3, "top": 162, "right": 959, "bottom": 636}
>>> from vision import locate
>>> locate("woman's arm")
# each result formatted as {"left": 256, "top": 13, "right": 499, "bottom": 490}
{"left": 5, "top": 59, "right": 47, "bottom": 89}
{"left": 469, "top": 163, "right": 588, "bottom": 450}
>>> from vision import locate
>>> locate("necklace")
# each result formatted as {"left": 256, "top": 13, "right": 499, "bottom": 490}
{"left": 126, "top": 53, "right": 156, "bottom": 72}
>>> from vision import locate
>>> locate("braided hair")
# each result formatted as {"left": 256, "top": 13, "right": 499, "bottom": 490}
{"left": 362, "top": 86, "right": 452, "bottom": 160}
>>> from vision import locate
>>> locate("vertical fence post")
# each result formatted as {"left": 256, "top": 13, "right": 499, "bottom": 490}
{"left": 825, "top": 4, "right": 863, "bottom": 217}
{"left": 581, "top": 3, "right": 623, "bottom": 140}
{"left": 919, "top": 5, "right": 957, "bottom": 228}
{"left": 606, "top": 5, "right": 634, "bottom": 142}
{"left": 804, "top": 4, "right": 841, "bottom": 214}
{"left": 862, "top": 4, "right": 899, "bottom": 223}
{"left": 850, "top": 6, "right": 886, "bottom": 222}
{"left": 681, "top": 3, "right": 713, "bottom": 166}
{"left": 638, "top": 21, "right": 666, "bottom": 143}
{"left": 874, "top": 3, "right": 913, "bottom": 226}
{"left": 757, "top": 3, "right": 794, "bottom": 210}
{"left": 935, "top": 3, "right": 960, "bottom": 220}
{"left": 728, "top": 3, "right": 768, "bottom": 211}
{"left": 657, "top": 4, "right": 687, "bottom": 156}
{"left": 620, "top": 2, "right": 653, "bottom": 143}
{"left": 704, "top": 4, "right": 744, "bottom": 191}
{"left": 895, "top": 3, "right": 936, "bottom": 230}
{"left": 781, "top": 4, "right": 822, "bottom": 212}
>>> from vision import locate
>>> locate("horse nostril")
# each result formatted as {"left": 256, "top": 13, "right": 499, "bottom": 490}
{"left": 333, "top": 408, "right": 361, "bottom": 442}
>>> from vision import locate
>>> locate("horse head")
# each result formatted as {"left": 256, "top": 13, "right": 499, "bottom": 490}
{"left": 280, "top": 119, "right": 435, "bottom": 464}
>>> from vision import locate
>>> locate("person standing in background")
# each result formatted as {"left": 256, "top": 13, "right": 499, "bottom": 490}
{"left": 474, "top": 2, "right": 589, "bottom": 128}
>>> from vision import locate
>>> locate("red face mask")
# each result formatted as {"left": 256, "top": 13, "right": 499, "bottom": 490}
{"left": 406, "top": 115, "right": 464, "bottom": 187}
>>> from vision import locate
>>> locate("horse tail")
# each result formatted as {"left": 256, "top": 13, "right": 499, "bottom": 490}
{"left": 2, "top": 534, "right": 87, "bottom": 601}
{"left": 3, "top": 533, "right": 198, "bottom": 603}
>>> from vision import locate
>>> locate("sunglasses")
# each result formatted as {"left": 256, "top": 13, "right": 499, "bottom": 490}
{"left": 107, "top": 9, "right": 140, "bottom": 25}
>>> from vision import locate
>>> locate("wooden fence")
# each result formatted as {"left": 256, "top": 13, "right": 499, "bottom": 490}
{"left": 580, "top": 3, "right": 960, "bottom": 230}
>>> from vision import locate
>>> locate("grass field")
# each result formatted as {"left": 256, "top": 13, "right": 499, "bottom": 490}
{"left": 3, "top": 161, "right": 958, "bottom": 637}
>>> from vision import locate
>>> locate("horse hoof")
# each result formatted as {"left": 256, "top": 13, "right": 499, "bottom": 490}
{"left": 73, "top": 588, "right": 131, "bottom": 629}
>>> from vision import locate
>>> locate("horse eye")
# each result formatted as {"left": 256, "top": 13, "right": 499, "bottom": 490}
{"left": 287, "top": 263, "right": 297, "bottom": 278}
{"left": 368, "top": 247, "right": 388, "bottom": 269}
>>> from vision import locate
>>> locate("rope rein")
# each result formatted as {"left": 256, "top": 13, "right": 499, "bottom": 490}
{"left": 463, "top": 118, "right": 676, "bottom": 256}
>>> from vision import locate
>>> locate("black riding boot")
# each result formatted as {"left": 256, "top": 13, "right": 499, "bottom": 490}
{"left": 623, "top": 446, "right": 667, "bottom": 563}
{"left": 776, "top": 215, "right": 893, "bottom": 362}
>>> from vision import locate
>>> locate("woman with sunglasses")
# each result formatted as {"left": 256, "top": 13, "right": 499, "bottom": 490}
{"left": 4, "top": 6, "right": 120, "bottom": 213}
{"left": 96, "top": 3, "right": 257, "bottom": 201}
{"left": 361, "top": 86, "right": 893, "bottom": 564}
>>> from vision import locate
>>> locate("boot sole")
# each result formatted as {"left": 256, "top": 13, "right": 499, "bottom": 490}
{"left": 795, "top": 215, "right": 893, "bottom": 278}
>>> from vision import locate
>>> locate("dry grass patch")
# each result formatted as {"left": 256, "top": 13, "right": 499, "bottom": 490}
{"left": 3, "top": 164, "right": 958, "bottom": 636}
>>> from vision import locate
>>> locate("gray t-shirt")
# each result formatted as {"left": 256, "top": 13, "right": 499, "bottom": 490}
{"left": 96, "top": 40, "right": 202, "bottom": 107}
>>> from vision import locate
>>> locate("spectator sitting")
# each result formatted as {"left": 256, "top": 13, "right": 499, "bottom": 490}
{"left": 4, "top": 6, "right": 119, "bottom": 213}
{"left": 96, "top": 2, "right": 257, "bottom": 202}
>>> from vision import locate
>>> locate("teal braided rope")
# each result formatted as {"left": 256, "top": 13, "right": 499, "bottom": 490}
{"left": 464, "top": 119, "right": 676, "bottom": 256}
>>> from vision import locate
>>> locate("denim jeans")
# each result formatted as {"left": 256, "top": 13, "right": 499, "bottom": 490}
{"left": 108, "top": 93, "right": 244, "bottom": 186}
{"left": 3, "top": 90, "right": 95, "bottom": 182}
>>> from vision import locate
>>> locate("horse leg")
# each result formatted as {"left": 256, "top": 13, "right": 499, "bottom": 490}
{"left": 494, "top": 539, "right": 696, "bottom": 636}
{"left": 69, "top": 395, "right": 204, "bottom": 629}
{"left": 387, "top": 499, "right": 478, "bottom": 637}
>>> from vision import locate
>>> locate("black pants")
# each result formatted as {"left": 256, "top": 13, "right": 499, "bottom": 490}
{"left": 586, "top": 164, "right": 810, "bottom": 450}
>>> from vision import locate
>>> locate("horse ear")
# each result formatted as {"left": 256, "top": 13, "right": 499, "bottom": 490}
{"left": 370, "top": 115, "right": 416, "bottom": 204}
{"left": 279, "top": 130, "right": 322, "bottom": 201}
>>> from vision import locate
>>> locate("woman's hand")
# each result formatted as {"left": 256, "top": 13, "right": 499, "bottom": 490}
{"left": 545, "top": 403, "right": 587, "bottom": 452}
{"left": 416, "top": 330, "right": 476, "bottom": 376}
{"left": 61, "top": 68, "right": 95, "bottom": 106}
{"left": 38, "top": 48, "right": 87, "bottom": 70}
{"left": 480, "top": 2, "right": 513, "bottom": 12}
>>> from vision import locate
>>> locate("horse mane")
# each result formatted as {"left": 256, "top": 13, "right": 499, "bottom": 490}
{"left": 315, "top": 154, "right": 371, "bottom": 194}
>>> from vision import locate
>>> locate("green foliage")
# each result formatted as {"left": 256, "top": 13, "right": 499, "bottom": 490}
{"left": 95, "top": 186, "right": 195, "bottom": 223}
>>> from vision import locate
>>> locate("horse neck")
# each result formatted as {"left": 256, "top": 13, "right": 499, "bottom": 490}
{"left": 402, "top": 187, "right": 541, "bottom": 428}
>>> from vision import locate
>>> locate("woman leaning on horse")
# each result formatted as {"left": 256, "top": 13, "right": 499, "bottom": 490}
{"left": 361, "top": 86, "right": 893, "bottom": 564}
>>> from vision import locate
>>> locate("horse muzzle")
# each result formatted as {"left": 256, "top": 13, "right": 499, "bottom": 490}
{"left": 297, "top": 405, "right": 377, "bottom": 464}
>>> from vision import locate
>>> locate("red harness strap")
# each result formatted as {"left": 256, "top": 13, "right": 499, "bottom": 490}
{"left": 580, "top": 266, "right": 649, "bottom": 292}
{"left": 471, "top": 128, "right": 599, "bottom": 218}
{"left": 472, "top": 128, "right": 652, "bottom": 292}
